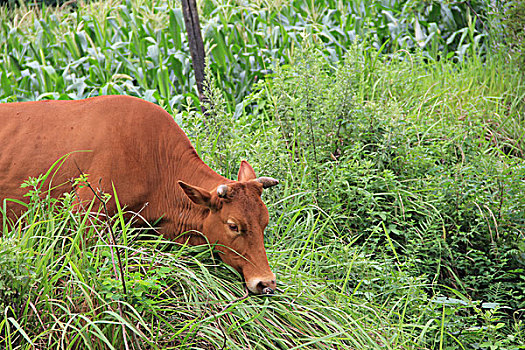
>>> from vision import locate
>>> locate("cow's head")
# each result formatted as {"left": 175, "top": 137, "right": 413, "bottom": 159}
{"left": 178, "top": 161, "right": 278, "bottom": 294}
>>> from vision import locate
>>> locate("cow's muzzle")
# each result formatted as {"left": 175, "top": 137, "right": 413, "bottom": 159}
{"left": 247, "top": 275, "right": 276, "bottom": 294}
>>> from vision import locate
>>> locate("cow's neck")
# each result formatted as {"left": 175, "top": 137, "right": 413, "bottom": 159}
{"left": 162, "top": 131, "right": 230, "bottom": 191}
{"left": 157, "top": 134, "right": 232, "bottom": 244}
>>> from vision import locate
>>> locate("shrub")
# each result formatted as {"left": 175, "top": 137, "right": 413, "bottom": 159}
{"left": 251, "top": 41, "right": 525, "bottom": 318}
{"left": 0, "top": 238, "right": 38, "bottom": 317}
{"left": 491, "top": 0, "right": 525, "bottom": 69}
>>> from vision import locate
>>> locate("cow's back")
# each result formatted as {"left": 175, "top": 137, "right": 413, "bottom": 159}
{"left": 0, "top": 95, "right": 182, "bottom": 216}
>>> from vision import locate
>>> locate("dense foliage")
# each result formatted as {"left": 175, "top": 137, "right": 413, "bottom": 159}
{"left": 0, "top": 0, "right": 492, "bottom": 106}
{"left": 1, "top": 0, "right": 524, "bottom": 349}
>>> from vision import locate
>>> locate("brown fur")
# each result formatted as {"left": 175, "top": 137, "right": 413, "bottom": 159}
{"left": 0, "top": 95, "right": 276, "bottom": 294}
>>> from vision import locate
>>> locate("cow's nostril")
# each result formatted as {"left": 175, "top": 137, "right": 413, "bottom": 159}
{"left": 257, "top": 281, "right": 274, "bottom": 295}
{"left": 262, "top": 287, "right": 274, "bottom": 295}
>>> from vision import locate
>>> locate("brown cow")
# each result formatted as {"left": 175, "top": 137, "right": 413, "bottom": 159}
{"left": 0, "top": 95, "right": 278, "bottom": 294}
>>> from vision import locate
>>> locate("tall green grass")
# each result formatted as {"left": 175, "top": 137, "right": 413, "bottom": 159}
{"left": 1, "top": 171, "right": 432, "bottom": 349}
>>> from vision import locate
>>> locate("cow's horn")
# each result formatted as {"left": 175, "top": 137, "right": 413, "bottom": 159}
{"left": 256, "top": 177, "right": 279, "bottom": 189}
{"left": 217, "top": 184, "right": 229, "bottom": 198}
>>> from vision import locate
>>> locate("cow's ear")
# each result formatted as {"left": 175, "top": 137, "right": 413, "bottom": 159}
{"left": 238, "top": 160, "right": 256, "bottom": 182}
{"left": 178, "top": 181, "right": 212, "bottom": 207}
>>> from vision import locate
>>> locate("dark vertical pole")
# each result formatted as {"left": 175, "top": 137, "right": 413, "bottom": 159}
{"left": 181, "top": 0, "right": 206, "bottom": 111}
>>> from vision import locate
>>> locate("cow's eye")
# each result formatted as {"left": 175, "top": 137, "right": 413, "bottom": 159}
{"left": 228, "top": 223, "right": 239, "bottom": 232}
